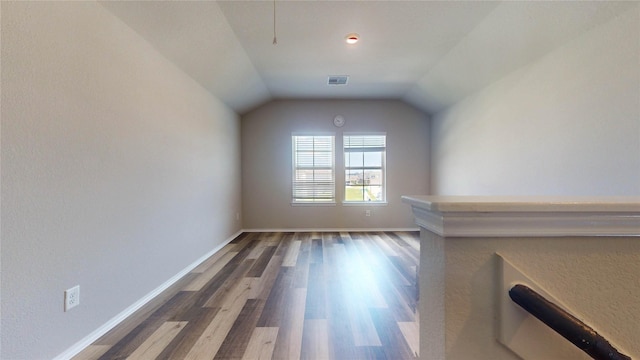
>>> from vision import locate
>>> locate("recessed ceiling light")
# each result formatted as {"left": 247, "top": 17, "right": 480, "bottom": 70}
{"left": 345, "top": 33, "right": 359, "bottom": 45}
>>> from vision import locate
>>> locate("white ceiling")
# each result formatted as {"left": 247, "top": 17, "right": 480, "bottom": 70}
{"left": 100, "top": 1, "right": 635, "bottom": 115}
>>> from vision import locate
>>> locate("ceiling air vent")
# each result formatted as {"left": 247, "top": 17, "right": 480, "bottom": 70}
{"left": 328, "top": 75, "right": 349, "bottom": 86}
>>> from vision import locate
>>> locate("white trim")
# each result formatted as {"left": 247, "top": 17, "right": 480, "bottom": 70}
{"left": 415, "top": 211, "right": 640, "bottom": 237}
{"left": 53, "top": 230, "right": 242, "bottom": 360}
{"left": 403, "top": 196, "right": 640, "bottom": 237}
{"left": 242, "top": 228, "right": 419, "bottom": 233}
{"left": 342, "top": 201, "right": 388, "bottom": 206}
{"left": 291, "top": 202, "right": 336, "bottom": 207}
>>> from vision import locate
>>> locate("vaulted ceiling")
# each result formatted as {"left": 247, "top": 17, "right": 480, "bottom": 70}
{"left": 100, "top": 1, "right": 635, "bottom": 115}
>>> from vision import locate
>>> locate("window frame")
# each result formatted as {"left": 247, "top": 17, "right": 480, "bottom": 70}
{"left": 342, "top": 132, "right": 387, "bottom": 205}
{"left": 291, "top": 133, "right": 336, "bottom": 206}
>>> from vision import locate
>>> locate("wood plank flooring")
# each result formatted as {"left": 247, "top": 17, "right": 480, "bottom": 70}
{"left": 73, "top": 231, "right": 420, "bottom": 360}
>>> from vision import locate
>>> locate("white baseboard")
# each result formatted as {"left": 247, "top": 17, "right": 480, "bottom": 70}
{"left": 53, "top": 230, "right": 242, "bottom": 360}
{"left": 242, "top": 228, "right": 419, "bottom": 233}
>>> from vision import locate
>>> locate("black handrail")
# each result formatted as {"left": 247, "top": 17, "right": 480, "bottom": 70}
{"left": 509, "top": 284, "right": 631, "bottom": 360}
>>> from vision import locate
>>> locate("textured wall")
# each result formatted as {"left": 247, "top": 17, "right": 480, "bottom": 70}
{"left": 418, "top": 231, "right": 446, "bottom": 359}
{"left": 241, "top": 99, "right": 430, "bottom": 230}
{"left": 420, "top": 234, "right": 640, "bottom": 360}
{"left": 1, "top": 2, "right": 241, "bottom": 359}
{"left": 457, "top": 236, "right": 639, "bottom": 359}
{"left": 430, "top": 4, "right": 640, "bottom": 196}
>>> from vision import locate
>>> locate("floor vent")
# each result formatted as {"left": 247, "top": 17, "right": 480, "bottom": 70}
{"left": 328, "top": 75, "right": 349, "bottom": 86}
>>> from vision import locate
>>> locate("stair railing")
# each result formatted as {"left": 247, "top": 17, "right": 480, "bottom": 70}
{"left": 509, "top": 284, "right": 631, "bottom": 360}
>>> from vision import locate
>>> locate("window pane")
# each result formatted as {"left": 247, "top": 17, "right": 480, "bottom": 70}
{"left": 344, "top": 135, "right": 385, "bottom": 149}
{"left": 343, "top": 134, "right": 385, "bottom": 203}
{"left": 292, "top": 135, "right": 335, "bottom": 203}
{"left": 345, "top": 169, "right": 363, "bottom": 185}
{"left": 345, "top": 152, "right": 364, "bottom": 168}
{"left": 365, "top": 185, "right": 383, "bottom": 201}
{"left": 314, "top": 152, "right": 333, "bottom": 168}
{"left": 295, "top": 152, "right": 314, "bottom": 167}
{"left": 364, "top": 169, "right": 382, "bottom": 185}
{"left": 345, "top": 186, "right": 364, "bottom": 201}
{"left": 363, "top": 152, "right": 382, "bottom": 167}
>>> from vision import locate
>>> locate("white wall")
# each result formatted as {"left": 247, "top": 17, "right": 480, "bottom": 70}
{"left": 241, "top": 100, "right": 429, "bottom": 230}
{"left": 430, "top": 4, "right": 640, "bottom": 196}
{"left": 1, "top": 2, "right": 241, "bottom": 359}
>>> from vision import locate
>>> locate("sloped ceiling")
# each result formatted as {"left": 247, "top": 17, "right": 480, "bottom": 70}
{"left": 100, "top": 1, "right": 635, "bottom": 115}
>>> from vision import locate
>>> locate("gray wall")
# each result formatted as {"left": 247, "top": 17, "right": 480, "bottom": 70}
{"left": 241, "top": 100, "right": 430, "bottom": 230}
{"left": 430, "top": 4, "right": 640, "bottom": 196}
{"left": 1, "top": 2, "right": 242, "bottom": 359}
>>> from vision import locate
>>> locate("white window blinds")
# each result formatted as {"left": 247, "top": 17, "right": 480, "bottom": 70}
{"left": 292, "top": 135, "right": 335, "bottom": 203}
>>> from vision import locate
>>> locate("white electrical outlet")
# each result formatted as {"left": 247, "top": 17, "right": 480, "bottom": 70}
{"left": 365, "top": 210, "right": 371, "bottom": 217}
{"left": 64, "top": 285, "right": 80, "bottom": 312}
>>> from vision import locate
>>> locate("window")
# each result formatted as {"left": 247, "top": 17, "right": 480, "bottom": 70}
{"left": 292, "top": 135, "right": 335, "bottom": 204}
{"left": 344, "top": 134, "right": 386, "bottom": 203}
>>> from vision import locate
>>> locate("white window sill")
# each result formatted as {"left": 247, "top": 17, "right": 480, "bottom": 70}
{"left": 342, "top": 201, "right": 388, "bottom": 206}
{"left": 291, "top": 202, "right": 337, "bottom": 207}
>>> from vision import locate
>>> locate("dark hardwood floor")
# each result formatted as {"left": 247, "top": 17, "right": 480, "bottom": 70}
{"left": 73, "top": 231, "right": 420, "bottom": 360}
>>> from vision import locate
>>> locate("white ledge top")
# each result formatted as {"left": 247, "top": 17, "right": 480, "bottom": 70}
{"left": 401, "top": 196, "right": 640, "bottom": 237}
{"left": 401, "top": 195, "right": 640, "bottom": 213}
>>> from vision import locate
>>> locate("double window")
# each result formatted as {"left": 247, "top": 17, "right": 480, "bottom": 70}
{"left": 292, "top": 133, "right": 386, "bottom": 204}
